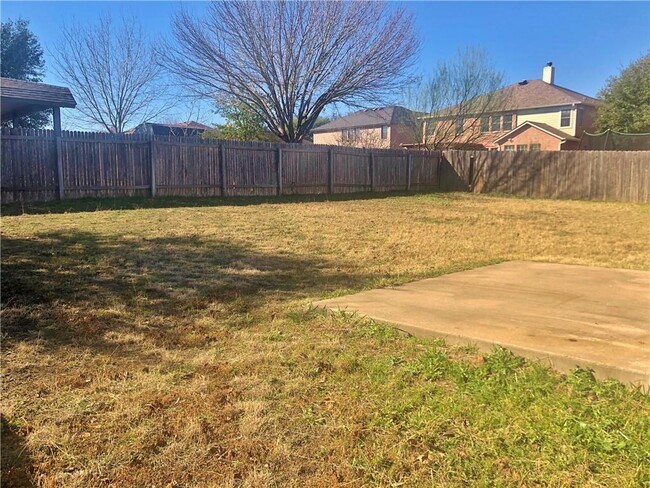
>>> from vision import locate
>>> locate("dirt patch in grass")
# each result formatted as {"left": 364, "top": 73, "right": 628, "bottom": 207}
{"left": 2, "top": 193, "right": 649, "bottom": 486}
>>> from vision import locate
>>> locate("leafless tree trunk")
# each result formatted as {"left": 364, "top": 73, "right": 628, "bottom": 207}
{"left": 404, "top": 47, "right": 506, "bottom": 151}
{"left": 161, "top": 1, "right": 419, "bottom": 143}
{"left": 53, "top": 15, "right": 169, "bottom": 133}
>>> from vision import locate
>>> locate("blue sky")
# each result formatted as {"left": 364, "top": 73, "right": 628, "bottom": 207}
{"left": 2, "top": 1, "right": 649, "bottom": 129}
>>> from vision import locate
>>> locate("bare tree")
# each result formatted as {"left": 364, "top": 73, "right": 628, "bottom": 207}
{"left": 404, "top": 47, "right": 506, "bottom": 151}
{"left": 161, "top": 1, "right": 419, "bottom": 143}
{"left": 53, "top": 15, "right": 169, "bottom": 133}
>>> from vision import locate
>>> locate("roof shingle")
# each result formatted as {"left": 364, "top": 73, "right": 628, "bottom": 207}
{"left": 313, "top": 106, "right": 415, "bottom": 133}
{"left": 0, "top": 77, "right": 77, "bottom": 108}
{"left": 497, "top": 79, "right": 601, "bottom": 111}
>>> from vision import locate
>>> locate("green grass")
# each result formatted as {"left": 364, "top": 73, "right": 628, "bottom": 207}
{"left": 2, "top": 192, "right": 649, "bottom": 487}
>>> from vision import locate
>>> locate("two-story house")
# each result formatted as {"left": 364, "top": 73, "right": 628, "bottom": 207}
{"left": 312, "top": 106, "right": 416, "bottom": 149}
{"left": 421, "top": 63, "right": 601, "bottom": 151}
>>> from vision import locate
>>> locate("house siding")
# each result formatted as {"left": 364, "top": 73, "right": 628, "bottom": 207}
{"left": 515, "top": 106, "right": 575, "bottom": 137}
{"left": 429, "top": 104, "right": 598, "bottom": 150}
{"left": 313, "top": 131, "right": 339, "bottom": 146}
{"left": 496, "top": 125, "right": 564, "bottom": 151}
{"left": 313, "top": 125, "right": 405, "bottom": 149}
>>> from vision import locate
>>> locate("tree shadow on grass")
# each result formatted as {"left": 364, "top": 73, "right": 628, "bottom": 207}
{"left": 0, "top": 191, "right": 463, "bottom": 216}
{"left": 1, "top": 230, "right": 377, "bottom": 357}
{"left": 1, "top": 415, "right": 36, "bottom": 488}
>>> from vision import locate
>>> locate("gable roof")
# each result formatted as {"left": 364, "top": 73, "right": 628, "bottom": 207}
{"left": 426, "top": 79, "right": 601, "bottom": 120}
{"left": 494, "top": 121, "right": 580, "bottom": 144}
{"left": 497, "top": 79, "right": 601, "bottom": 111}
{"left": 312, "top": 106, "right": 415, "bottom": 133}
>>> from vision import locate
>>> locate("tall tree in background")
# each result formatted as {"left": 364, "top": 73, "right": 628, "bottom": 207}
{"left": 404, "top": 47, "right": 505, "bottom": 151}
{"left": 53, "top": 15, "right": 169, "bottom": 133}
{"left": 1, "top": 18, "right": 50, "bottom": 128}
{"left": 162, "top": 1, "right": 419, "bottom": 143}
{"left": 595, "top": 53, "right": 650, "bottom": 134}
{"left": 215, "top": 101, "right": 279, "bottom": 142}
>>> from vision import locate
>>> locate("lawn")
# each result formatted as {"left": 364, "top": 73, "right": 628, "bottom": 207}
{"left": 2, "top": 192, "right": 649, "bottom": 487}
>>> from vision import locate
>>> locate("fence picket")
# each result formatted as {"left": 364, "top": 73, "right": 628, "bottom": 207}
{"left": 2, "top": 128, "right": 648, "bottom": 203}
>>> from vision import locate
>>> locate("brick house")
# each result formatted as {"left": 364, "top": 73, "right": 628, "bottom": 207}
{"left": 421, "top": 63, "right": 601, "bottom": 151}
{"left": 312, "top": 106, "right": 416, "bottom": 149}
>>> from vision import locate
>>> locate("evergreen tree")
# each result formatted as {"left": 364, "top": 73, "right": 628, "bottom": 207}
{"left": 1, "top": 18, "right": 50, "bottom": 128}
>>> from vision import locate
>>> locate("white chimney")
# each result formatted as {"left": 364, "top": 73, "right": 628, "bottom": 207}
{"left": 543, "top": 62, "right": 555, "bottom": 84}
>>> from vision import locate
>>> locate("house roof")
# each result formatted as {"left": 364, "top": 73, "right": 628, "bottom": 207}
{"left": 1, "top": 77, "right": 76, "bottom": 119}
{"left": 144, "top": 121, "right": 213, "bottom": 130}
{"left": 497, "top": 79, "right": 601, "bottom": 111}
{"left": 494, "top": 121, "right": 580, "bottom": 144}
{"left": 312, "top": 106, "right": 415, "bottom": 133}
{"left": 426, "top": 79, "right": 601, "bottom": 120}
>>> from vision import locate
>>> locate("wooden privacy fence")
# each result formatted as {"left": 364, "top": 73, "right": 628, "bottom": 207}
{"left": 444, "top": 149, "right": 650, "bottom": 203}
{"left": 0, "top": 128, "right": 464, "bottom": 203}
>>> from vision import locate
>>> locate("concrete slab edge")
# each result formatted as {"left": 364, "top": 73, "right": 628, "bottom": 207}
{"left": 316, "top": 305, "right": 650, "bottom": 389}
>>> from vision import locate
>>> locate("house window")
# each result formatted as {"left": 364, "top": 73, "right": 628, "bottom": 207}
{"left": 504, "top": 145, "right": 515, "bottom": 151}
{"left": 503, "top": 114, "right": 513, "bottom": 131}
{"left": 560, "top": 109, "right": 571, "bottom": 127}
{"left": 353, "top": 128, "right": 360, "bottom": 139}
{"left": 516, "top": 144, "right": 528, "bottom": 151}
{"left": 530, "top": 144, "right": 541, "bottom": 151}
{"left": 341, "top": 130, "right": 347, "bottom": 141}
{"left": 381, "top": 125, "right": 388, "bottom": 140}
{"left": 480, "top": 116, "right": 490, "bottom": 133}
{"left": 490, "top": 115, "right": 501, "bottom": 132}
{"left": 455, "top": 117, "right": 464, "bottom": 135}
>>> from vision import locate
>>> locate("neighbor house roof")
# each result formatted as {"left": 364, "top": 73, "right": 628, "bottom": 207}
{"left": 497, "top": 79, "right": 601, "bottom": 111}
{"left": 312, "top": 106, "right": 415, "bottom": 133}
{"left": 494, "top": 121, "right": 580, "bottom": 144}
{"left": 142, "top": 121, "right": 213, "bottom": 131}
{"left": 426, "top": 79, "right": 601, "bottom": 120}
{"left": 0, "top": 77, "right": 76, "bottom": 119}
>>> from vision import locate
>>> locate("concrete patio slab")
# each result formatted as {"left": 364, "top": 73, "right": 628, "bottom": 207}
{"left": 315, "top": 261, "right": 650, "bottom": 386}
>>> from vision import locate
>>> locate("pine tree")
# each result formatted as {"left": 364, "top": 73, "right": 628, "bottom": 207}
{"left": 1, "top": 18, "right": 50, "bottom": 128}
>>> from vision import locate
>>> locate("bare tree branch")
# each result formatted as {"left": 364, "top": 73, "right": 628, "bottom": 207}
{"left": 160, "top": 1, "right": 419, "bottom": 143}
{"left": 404, "top": 47, "right": 506, "bottom": 151}
{"left": 52, "top": 14, "right": 171, "bottom": 133}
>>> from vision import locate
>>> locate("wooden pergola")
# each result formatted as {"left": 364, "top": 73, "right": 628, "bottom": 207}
{"left": 0, "top": 77, "right": 77, "bottom": 135}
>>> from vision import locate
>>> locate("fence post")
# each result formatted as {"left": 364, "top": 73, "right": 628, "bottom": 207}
{"left": 369, "top": 151, "right": 375, "bottom": 192}
{"left": 277, "top": 146, "right": 283, "bottom": 196}
{"left": 328, "top": 148, "right": 334, "bottom": 194}
{"left": 55, "top": 135, "right": 64, "bottom": 200}
{"left": 53, "top": 107, "right": 65, "bottom": 200}
{"left": 468, "top": 154, "right": 475, "bottom": 192}
{"left": 219, "top": 143, "right": 226, "bottom": 197}
{"left": 407, "top": 153, "right": 412, "bottom": 191}
{"left": 150, "top": 138, "right": 157, "bottom": 197}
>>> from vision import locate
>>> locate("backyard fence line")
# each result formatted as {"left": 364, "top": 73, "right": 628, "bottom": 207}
{"left": 0, "top": 128, "right": 464, "bottom": 203}
{"left": 443, "top": 149, "right": 650, "bottom": 203}
{"left": 2, "top": 128, "right": 648, "bottom": 204}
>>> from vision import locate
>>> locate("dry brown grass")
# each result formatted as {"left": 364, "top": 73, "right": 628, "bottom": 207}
{"left": 2, "top": 193, "right": 649, "bottom": 487}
